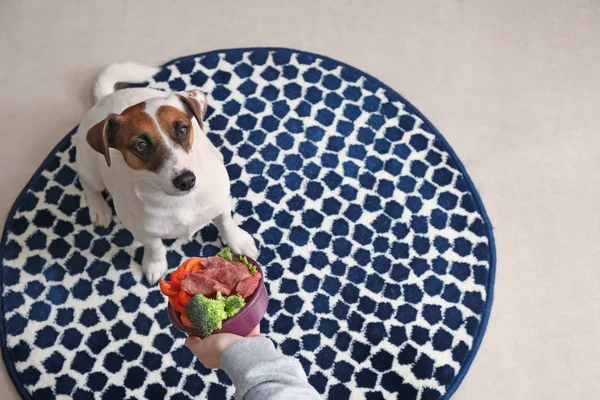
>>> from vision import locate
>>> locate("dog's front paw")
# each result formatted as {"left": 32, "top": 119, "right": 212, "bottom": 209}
{"left": 143, "top": 257, "right": 168, "bottom": 285}
{"left": 88, "top": 197, "right": 112, "bottom": 228}
{"left": 223, "top": 227, "right": 259, "bottom": 260}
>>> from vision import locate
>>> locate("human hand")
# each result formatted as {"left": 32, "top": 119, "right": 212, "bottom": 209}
{"left": 185, "top": 325, "right": 261, "bottom": 369}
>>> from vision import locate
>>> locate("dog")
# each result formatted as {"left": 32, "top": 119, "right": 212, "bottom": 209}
{"left": 75, "top": 62, "right": 259, "bottom": 285}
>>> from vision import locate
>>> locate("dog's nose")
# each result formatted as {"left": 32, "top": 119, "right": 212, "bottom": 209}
{"left": 172, "top": 170, "right": 196, "bottom": 192}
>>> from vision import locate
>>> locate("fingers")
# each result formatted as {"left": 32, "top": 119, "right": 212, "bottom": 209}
{"left": 185, "top": 335, "right": 204, "bottom": 357}
{"left": 185, "top": 337, "right": 214, "bottom": 369}
{"left": 186, "top": 335, "right": 202, "bottom": 346}
{"left": 185, "top": 332, "right": 251, "bottom": 369}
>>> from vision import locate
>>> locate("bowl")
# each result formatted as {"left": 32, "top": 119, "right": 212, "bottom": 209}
{"left": 167, "top": 256, "right": 269, "bottom": 337}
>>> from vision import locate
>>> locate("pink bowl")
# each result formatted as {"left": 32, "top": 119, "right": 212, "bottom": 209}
{"left": 167, "top": 257, "right": 269, "bottom": 337}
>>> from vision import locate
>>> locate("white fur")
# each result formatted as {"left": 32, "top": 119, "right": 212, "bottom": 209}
{"left": 94, "top": 62, "right": 161, "bottom": 102}
{"left": 76, "top": 63, "right": 259, "bottom": 284}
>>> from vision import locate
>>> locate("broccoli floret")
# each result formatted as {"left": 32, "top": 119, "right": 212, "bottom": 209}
{"left": 223, "top": 295, "right": 246, "bottom": 318}
{"left": 186, "top": 292, "right": 246, "bottom": 336}
{"left": 215, "top": 291, "right": 246, "bottom": 318}
{"left": 186, "top": 294, "right": 228, "bottom": 337}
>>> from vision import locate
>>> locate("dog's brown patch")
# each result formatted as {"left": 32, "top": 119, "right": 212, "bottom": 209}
{"left": 156, "top": 105, "right": 194, "bottom": 150}
{"left": 86, "top": 97, "right": 204, "bottom": 171}
{"left": 111, "top": 103, "right": 168, "bottom": 172}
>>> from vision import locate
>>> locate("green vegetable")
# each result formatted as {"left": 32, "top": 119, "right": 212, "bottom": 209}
{"left": 187, "top": 292, "right": 247, "bottom": 336}
{"left": 186, "top": 293, "right": 228, "bottom": 337}
{"left": 216, "top": 247, "right": 234, "bottom": 262}
{"left": 237, "top": 255, "right": 258, "bottom": 274}
{"left": 215, "top": 291, "right": 246, "bottom": 318}
{"left": 223, "top": 294, "right": 246, "bottom": 318}
{"left": 217, "top": 247, "right": 257, "bottom": 274}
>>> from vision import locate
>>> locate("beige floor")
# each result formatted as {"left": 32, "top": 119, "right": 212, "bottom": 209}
{"left": 1, "top": 0, "right": 599, "bottom": 399}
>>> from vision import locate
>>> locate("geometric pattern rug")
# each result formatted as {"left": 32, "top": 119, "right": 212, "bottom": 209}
{"left": 0, "top": 48, "right": 496, "bottom": 400}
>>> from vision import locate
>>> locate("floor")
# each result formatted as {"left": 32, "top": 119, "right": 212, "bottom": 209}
{"left": 1, "top": 0, "right": 599, "bottom": 399}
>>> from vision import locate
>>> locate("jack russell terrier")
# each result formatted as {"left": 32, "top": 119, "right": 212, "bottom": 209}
{"left": 75, "top": 62, "right": 259, "bottom": 285}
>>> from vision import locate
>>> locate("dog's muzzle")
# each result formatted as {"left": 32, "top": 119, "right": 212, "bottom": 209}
{"left": 172, "top": 170, "right": 196, "bottom": 192}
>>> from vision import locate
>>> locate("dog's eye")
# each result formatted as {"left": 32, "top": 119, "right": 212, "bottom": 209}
{"left": 134, "top": 140, "right": 149, "bottom": 154}
{"left": 177, "top": 124, "right": 189, "bottom": 139}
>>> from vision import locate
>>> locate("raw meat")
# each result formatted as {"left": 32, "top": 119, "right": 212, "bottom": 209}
{"left": 181, "top": 256, "right": 257, "bottom": 298}
{"left": 236, "top": 272, "right": 262, "bottom": 299}
{"left": 180, "top": 273, "right": 232, "bottom": 296}
{"left": 202, "top": 256, "right": 230, "bottom": 270}
{"left": 231, "top": 262, "right": 252, "bottom": 281}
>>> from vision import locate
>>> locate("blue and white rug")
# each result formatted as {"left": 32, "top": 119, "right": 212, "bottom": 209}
{"left": 0, "top": 48, "right": 495, "bottom": 400}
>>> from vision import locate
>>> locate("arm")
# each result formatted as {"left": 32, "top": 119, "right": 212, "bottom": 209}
{"left": 221, "top": 336, "right": 321, "bottom": 400}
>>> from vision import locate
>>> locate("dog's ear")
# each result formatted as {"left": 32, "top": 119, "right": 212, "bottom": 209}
{"left": 177, "top": 91, "right": 207, "bottom": 130}
{"left": 86, "top": 114, "right": 120, "bottom": 167}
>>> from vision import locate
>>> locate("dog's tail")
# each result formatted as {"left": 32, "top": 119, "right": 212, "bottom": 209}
{"left": 93, "top": 62, "right": 161, "bottom": 103}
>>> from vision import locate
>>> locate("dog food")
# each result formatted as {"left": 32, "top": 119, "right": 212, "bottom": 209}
{"left": 159, "top": 248, "right": 261, "bottom": 336}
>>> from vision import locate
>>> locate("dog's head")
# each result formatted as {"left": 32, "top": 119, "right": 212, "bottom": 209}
{"left": 86, "top": 90, "right": 208, "bottom": 196}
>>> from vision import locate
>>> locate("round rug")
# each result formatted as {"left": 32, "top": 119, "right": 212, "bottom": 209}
{"left": 0, "top": 48, "right": 495, "bottom": 400}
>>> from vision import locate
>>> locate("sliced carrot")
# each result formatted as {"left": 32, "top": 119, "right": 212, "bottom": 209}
{"left": 179, "top": 258, "right": 193, "bottom": 271}
{"left": 171, "top": 258, "right": 204, "bottom": 289}
{"left": 187, "top": 257, "right": 205, "bottom": 272}
{"left": 178, "top": 290, "right": 192, "bottom": 307}
{"left": 190, "top": 263, "right": 202, "bottom": 273}
{"left": 171, "top": 267, "right": 186, "bottom": 287}
{"left": 159, "top": 279, "right": 178, "bottom": 297}
{"left": 180, "top": 313, "right": 194, "bottom": 329}
{"left": 184, "top": 258, "right": 196, "bottom": 273}
{"left": 169, "top": 278, "right": 180, "bottom": 292}
{"left": 169, "top": 295, "right": 186, "bottom": 314}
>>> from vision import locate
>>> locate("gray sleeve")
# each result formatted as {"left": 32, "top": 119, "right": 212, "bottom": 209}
{"left": 220, "top": 336, "right": 322, "bottom": 400}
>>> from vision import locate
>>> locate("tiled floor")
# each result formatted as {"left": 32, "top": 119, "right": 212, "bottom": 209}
{"left": 1, "top": 0, "right": 599, "bottom": 398}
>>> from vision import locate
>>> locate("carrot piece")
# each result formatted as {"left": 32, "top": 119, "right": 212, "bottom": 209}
{"left": 180, "top": 313, "right": 194, "bottom": 329}
{"left": 190, "top": 263, "right": 202, "bottom": 273}
{"left": 171, "top": 267, "right": 186, "bottom": 287}
{"left": 159, "top": 280, "right": 178, "bottom": 297}
{"left": 172, "top": 258, "right": 204, "bottom": 287}
{"left": 187, "top": 257, "right": 204, "bottom": 272}
{"left": 178, "top": 290, "right": 192, "bottom": 307}
{"left": 169, "top": 278, "right": 180, "bottom": 292}
{"left": 179, "top": 258, "right": 193, "bottom": 271}
{"left": 184, "top": 258, "right": 197, "bottom": 273}
{"left": 172, "top": 260, "right": 190, "bottom": 282}
{"left": 169, "top": 295, "right": 186, "bottom": 314}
